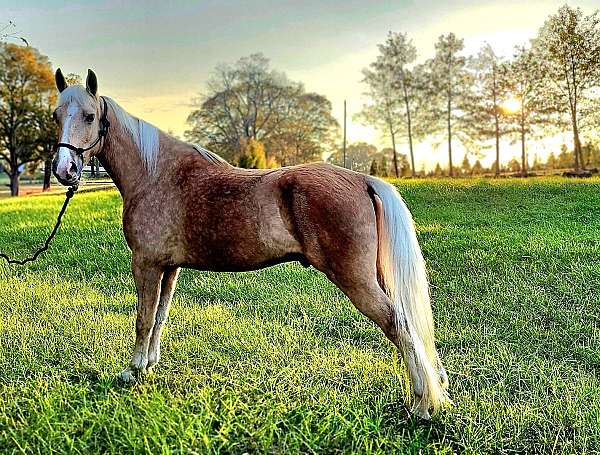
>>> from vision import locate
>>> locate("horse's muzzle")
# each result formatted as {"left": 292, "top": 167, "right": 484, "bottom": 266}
{"left": 52, "top": 156, "right": 81, "bottom": 186}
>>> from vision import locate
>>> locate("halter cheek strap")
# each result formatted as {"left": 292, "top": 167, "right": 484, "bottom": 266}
{"left": 56, "top": 96, "right": 110, "bottom": 157}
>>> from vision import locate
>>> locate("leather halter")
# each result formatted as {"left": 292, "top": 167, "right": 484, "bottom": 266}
{"left": 55, "top": 96, "right": 110, "bottom": 157}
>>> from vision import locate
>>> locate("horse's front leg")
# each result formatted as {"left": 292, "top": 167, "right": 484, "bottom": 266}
{"left": 120, "top": 258, "right": 163, "bottom": 382}
{"left": 147, "top": 267, "right": 180, "bottom": 371}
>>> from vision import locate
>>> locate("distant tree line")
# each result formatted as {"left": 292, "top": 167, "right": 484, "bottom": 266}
{"left": 357, "top": 5, "right": 600, "bottom": 177}
{"left": 331, "top": 139, "right": 600, "bottom": 178}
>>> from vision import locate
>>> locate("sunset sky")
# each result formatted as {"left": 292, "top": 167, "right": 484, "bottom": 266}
{"left": 4, "top": 0, "right": 597, "bottom": 168}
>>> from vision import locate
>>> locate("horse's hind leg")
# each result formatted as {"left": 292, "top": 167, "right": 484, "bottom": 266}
{"left": 340, "top": 281, "right": 430, "bottom": 418}
{"left": 120, "top": 257, "right": 163, "bottom": 382}
{"left": 147, "top": 267, "right": 180, "bottom": 370}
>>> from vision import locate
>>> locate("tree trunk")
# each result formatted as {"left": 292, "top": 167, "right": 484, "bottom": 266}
{"left": 494, "top": 118, "right": 500, "bottom": 176}
{"left": 520, "top": 107, "right": 527, "bottom": 176}
{"left": 572, "top": 115, "right": 582, "bottom": 171}
{"left": 389, "top": 126, "right": 399, "bottom": 178}
{"left": 43, "top": 157, "right": 52, "bottom": 191}
{"left": 492, "top": 66, "right": 500, "bottom": 176}
{"left": 447, "top": 100, "right": 453, "bottom": 177}
{"left": 402, "top": 86, "right": 416, "bottom": 178}
{"left": 9, "top": 171, "right": 19, "bottom": 197}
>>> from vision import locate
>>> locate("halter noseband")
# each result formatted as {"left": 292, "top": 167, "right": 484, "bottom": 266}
{"left": 56, "top": 96, "right": 110, "bottom": 157}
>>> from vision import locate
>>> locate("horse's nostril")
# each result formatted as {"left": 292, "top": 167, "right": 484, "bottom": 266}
{"left": 69, "top": 162, "right": 78, "bottom": 174}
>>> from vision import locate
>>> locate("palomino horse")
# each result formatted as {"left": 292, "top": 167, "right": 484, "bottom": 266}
{"left": 51, "top": 69, "right": 450, "bottom": 419}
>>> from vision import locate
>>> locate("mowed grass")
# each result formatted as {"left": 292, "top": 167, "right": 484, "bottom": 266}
{"left": 0, "top": 177, "right": 599, "bottom": 454}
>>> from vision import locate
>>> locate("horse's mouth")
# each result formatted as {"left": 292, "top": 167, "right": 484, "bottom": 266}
{"left": 55, "top": 175, "right": 80, "bottom": 187}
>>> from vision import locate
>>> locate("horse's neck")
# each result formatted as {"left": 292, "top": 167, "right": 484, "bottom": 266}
{"left": 96, "top": 109, "right": 224, "bottom": 200}
{"left": 97, "top": 117, "right": 150, "bottom": 200}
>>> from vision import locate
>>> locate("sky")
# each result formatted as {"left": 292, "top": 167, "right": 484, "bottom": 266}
{"left": 2, "top": 0, "right": 598, "bottom": 169}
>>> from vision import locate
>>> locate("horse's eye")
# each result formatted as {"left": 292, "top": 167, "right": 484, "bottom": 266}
{"left": 84, "top": 113, "right": 95, "bottom": 123}
{"left": 52, "top": 111, "right": 58, "bottom": 123}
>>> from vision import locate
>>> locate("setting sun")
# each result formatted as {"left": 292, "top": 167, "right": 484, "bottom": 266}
{"left": 501, "top": 96, "right": 521, "bottom": 114}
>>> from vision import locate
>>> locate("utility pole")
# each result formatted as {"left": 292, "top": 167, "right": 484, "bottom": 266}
{"left": 343, "top": 100, "right": 347, "bottom": 168}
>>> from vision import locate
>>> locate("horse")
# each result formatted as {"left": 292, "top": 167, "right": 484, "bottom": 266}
{"left": 51, "top": 69, "right": 450, "bottom": 419}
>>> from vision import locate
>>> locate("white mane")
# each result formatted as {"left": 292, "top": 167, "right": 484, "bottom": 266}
{"left": 58, "top": 85, "right": 225, "bottom": 172}
{"left": 103, "top": 97, "right": 160, "bottom": 174}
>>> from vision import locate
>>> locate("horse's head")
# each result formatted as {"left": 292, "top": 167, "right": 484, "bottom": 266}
{"left": 52, "top": 69, "right": 106, "bottom": 186}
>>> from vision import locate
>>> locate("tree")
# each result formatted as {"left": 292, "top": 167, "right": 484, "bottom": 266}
{"left": 0, "top": 21, "right": 27, "bottom": 46}
{"left": 329, "top": 142, "right": 377, "bottom": 174}
{"left": 268, "top": 92, "right": 338, "bottom": 166}
{"left": 358, "top": 34, "right": 431, "bottom": 178}
{"left": 536, "top": 5, "right": 600, "bottom": 171}
{"left": 0, "top": 44, "right": 55, "bottom": 196}
{"left": 546, "top": 152, "right": 557, "bottom": 170}
{"left": 433, "top": 162, "right": 443, "bottom": 177}
{"left": 557, "top": 144, "right": 574, "bottom": 169}
{"left": 507, "top": 158, "right": 521, "bottom": 173}
{"left": 398, "top": 153, "right": 411, "bottom": 177}
{"left": 379, "top": 153, "right": 390, "bottom": 177}
{"left": 531, "top": 153, "right": 543, "bottom": 171}
{"left": 380, "top": 32, "right": 418, "bottom": 176}
{"left": 581, "top": 139, "right": 600, "bottom": 168}
{"left": 466, "top": 44, "right": 510, "bottom": 175}
{"left": 461, "top": 155, "right": 472, "bottom": 176}
{"left": 472, "top": 159, "right": 484, "bottom": 175}
{"left": 237, "top": 139, "right": 266, "bottom": 169}
{"left": 358, "top": 56, "right": 402, "bottom": 177}
{"left": 369, "top": 159, "right": 380, "bottom": 176}
{"left": 186, "top": 54, "right": 338, "bottom": 165}
{"left": 426, "top": 33, "right": 474, "bottom": 177}
{"left": 503, "top": 46, "right": 547, "bottom": 176}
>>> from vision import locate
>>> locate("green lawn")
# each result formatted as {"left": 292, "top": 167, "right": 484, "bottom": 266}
{"left": 0, "top": 177, "right": 599, "bottom": 454}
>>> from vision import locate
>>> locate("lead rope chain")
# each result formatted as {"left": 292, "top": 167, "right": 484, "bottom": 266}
{"left": 0, "top": 185, "right": 77, "bottom": 266}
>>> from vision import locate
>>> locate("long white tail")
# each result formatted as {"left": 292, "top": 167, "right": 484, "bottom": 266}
{"left": 367, "top": 176, "right": 449, "bottom": 416}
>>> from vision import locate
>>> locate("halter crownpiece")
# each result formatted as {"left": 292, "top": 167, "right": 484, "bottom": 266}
{"left": 55, "top": 96, "right": 110, "bottom": 157}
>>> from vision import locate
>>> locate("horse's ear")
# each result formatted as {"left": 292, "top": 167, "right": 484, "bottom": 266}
{"left": 86, "top": 69, "right": 98, "bottom": 97}
{"left": 55, "top": 68, "right": 67, "bottom": 93}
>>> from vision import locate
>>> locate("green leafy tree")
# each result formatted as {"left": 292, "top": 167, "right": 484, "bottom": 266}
{"left": 507, "top": 158, "right": 521, "bottom": 173}
{"left": 472, "top": 159, "right": 484, "bottom": 175}
{"left": 377, "top": 32, "right": 421, "bottom": 176}
{"left": 369, "top": 159, "right": 380, "bottom": 176}
{"left": 357, "top": 56, "right": 402, "bottom": 177}
{"left": 186, "top": 54, "right": 338, "bottom": 165}
{"left": 425, "top": 33, "right": 474, "bottom": 177}
{"left": 581, "top": 140, "right": 600, "bottom": 168}
{"left": 461, "top": 155, "right": 472, "bottom": 176}
{"left": 536, "top": 5, "right": 600, "bottom": 171}
{"left": 557, "top": 144, "right": 574, "bottom": 169}
{"left": 546, "top": 152, "right": 557, "bottom": 170}
{"left": 329, "top": 142, "right": 378, "bottom": 174}
{"left": 503, "top": 46, "right": 548, "bottom": 176}
{"left": 466, "top": 44, "right": 510, "bottom": 175}
{"left": 269, "top": 92, "right": 339, "bottom": 166}
{"left": 238, "top": 139, "right": 266, "bottom": 169}
{"left": 379, "top": 153, "right": 390, "bottom": 177}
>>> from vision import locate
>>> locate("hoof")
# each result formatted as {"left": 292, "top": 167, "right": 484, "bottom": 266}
{"left": 119, "top": 367, "right": 146, "bottom": 383}
{"left": 412, "top": 400, "right": 431, "bottom": 420}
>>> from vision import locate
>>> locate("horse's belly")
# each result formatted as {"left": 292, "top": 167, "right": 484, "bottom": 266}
{"left": 182, "top": 209, "right": 302, "bottom": 272}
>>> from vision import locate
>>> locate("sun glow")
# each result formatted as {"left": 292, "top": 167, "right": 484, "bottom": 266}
{"left": 501, "top": 96, "right": 521, "bottom": 114}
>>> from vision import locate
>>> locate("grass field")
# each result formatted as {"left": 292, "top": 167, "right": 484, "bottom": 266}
{"left": 0, "top": 177, "right": 599, "bottom": 454}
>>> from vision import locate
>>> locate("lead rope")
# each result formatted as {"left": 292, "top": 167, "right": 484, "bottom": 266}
{"left": 0, "top": 185, "right": 77, "bottom": 266}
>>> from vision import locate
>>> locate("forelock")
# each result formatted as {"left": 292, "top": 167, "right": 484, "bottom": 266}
{"left": 57, "top": 85, "right": 96, "bottom": 112}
